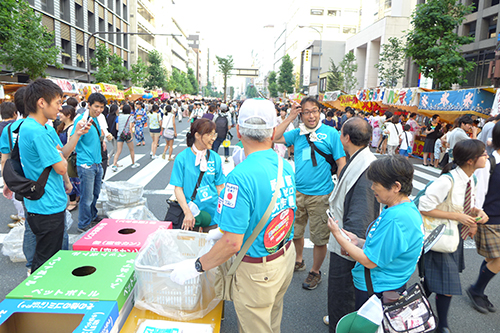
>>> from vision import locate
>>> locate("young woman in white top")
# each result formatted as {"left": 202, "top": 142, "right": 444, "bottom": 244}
{"left": 384, "top": 115, "right": 403, "bottom": 155}
{"left": 161, "top": 105, "right": 177, "bottom": 161}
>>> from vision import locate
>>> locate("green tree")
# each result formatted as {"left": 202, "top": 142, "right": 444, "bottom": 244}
{"left": 145, "top": 50, "right": 168, "bottom": 90}
{"left": 246, "top": 84, "right": 259, "bottom": 98}
{"left": 267, "top": 71, "right": 279, "bottom": 98}
{"left": 339, "top": 52, "right": 358, "bottom": 93}
{"left": 171, "top": 68, "right": 183, "bottom": 93}
{"left": 405, "top": 0, "right": 475, "bottom": 90}
{"left": 130, "top": 57, "right": 148, "bottom": 87}
{"left": 90, "top": 43, "right": 113, "bottom": 83}
{"left": 375, "top": 37, "right": 406, "bottom": 88}
{"left": 229, "top": 86, "right": 235, "bottom": 100}
{"left": 278, "top": 54, "right": 294, "bottom": 95}
{"left": 181, "top": 71, "right": 193, "bottom": 94}
{"left": 326, "top": 59, "right": 342, "bottom": 91}
{"left": 187, "top": 67, "right": 199, "bottom": 95}
{"left": 216, "top": 55, "right": 234, "bottom": 101}
{"left": 0, "top": 0, "right": 60, "bottom": 79}
{"left": 108, "top": 54, "right": 128, "bottom": 89}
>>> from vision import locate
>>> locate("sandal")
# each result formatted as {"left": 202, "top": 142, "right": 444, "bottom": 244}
{"left": 68, "top": 201, "right": 78, "bottom": 211}
{"left": 136, "top": 143, "right": 141, "bottom": 146}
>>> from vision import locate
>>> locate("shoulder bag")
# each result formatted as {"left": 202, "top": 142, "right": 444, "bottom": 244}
{"left": 164, "top": 150, "right": 210, "bottom": 229}
{"left": 365, "top": 253, "right": 436, "bottom": 333}
{"left": 214, "top": 157, "right": 283, "bottom": 301}
{"left": 305, "top": 133, "right": 338, "bottom": 175}
{"left": 119, "top": 116, "right": 132, "bottom": 142}
{"left": 63, "top": 124, "right": 78, "bottom": 178}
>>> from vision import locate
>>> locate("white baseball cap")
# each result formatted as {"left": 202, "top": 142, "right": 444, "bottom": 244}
{"left": 238, "top": 98, "right": 277, "bottom": 130}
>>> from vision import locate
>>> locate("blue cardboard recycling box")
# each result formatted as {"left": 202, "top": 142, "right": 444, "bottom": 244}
{"left": 0, "top": 299, "right": 119, "bottom": 333}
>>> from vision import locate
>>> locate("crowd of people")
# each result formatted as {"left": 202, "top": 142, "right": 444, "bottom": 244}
{"left": 0, "top": 78, "right": 499, "bottom": 333}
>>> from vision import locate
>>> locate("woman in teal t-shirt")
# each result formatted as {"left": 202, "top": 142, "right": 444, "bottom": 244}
{"left": 169, "top": 118, "right": 225, "bottom": 231}
{"left": 328, "top": 155, "right": 423, "bottom": 309}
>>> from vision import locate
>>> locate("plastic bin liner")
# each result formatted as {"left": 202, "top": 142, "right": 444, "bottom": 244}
{"left": 104, "top": 181, "right": 144, "bottom": 205}
{"left": 134, "top": 229, "right": 219, "bottom": 321}
{"left": 1, "top": 224, "right": 26, "bottom": 262}
{"left": 106, "top": 205, "right": 158, "bottom": 221}
{"left": 103, "top": 197, "right": 147, "bottom": 213}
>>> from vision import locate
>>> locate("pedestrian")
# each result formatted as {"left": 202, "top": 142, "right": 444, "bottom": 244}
{"left": 76, "top": 101, "right": 87, "bottom": 115}
{"left": 113, "top": 104, "right": 140, "bottom": 170}
{"left": 399, "top": 124, "right": 413, "bottom": 160}
{"left": 447, "top": 115, "right": 478, "bottom": 159}
{"left": 467, "top": 121, "right": 500, "bottom": 314}
{"left": 369, "top": 112, "right": 381, "bottom": 149}
{"left": 340, "top": 107, "right": 355, "bottom": 128}
{"left": 384, "top": 115, "right": 403, "bottom": 155}
{"left": 0, "top": 101, "right": 26, "bottom": 228}
{"left": 274, "top": 96, "right": 346, "bottom": 290}
{"left": 328, "top": 155, "right": 423, "bottom": 310}
{"left": 177, "top": 100, "right": 183, "bottom": 122}
{"left": 419, "top": 139, "right": 489, "bottom": 333}
{"left": 477, "top": 114, "right": 500, "bottom": 155}
{"left": 72, "top": 92, "right": 107, "bottom": 233}
{"left": 169, "top": 118, "right": 225, "bottom": 230}
{"left": 274, "top": 107, "right": 294, "bottom": 158}
{"left": 19, "top": 79, "right": 89, "bottom": 273}
{"left": 202, "top": 103, "right": 215, "bottom": 121}
{"left": 422, "top": 114, "right": 442, "bottom": 166}
{"left": 324, "top": 117, "right": 379, "bottom": 330}
{"left": 161, "top": 105, "right": 177, "bottom": 161}
{"left": 148, "top": 104, "right": 162, "bottom": 159}
{"left": 133, "top": 102, "right": 147, "bottom": 146}
{"left": 213, "top": 104, "right": 232, "bottom": 163}
{"left": 377, "top": 111, "right": 392, "bottom": 155}
{"left": 106, "top": 104, "right": 119, "bottom": 164}
{"left": 406, "top": 112, "right": 420, "bottom": 155}
{"left": 322, "top": 111, "right": 336, "bottom": 128}
{"left": 56, "top": 105, "right": 80, "bottom": 211}
{"left": 169, "top": 98, "right": 296, "bottom": 333}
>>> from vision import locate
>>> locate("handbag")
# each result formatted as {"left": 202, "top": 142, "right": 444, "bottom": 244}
{"left": 164, "top": 151, "right": 210, "bottom": 229}
{"left": 163, "top": 128, "right": 175, "bottom": 140}
{"left": 67, "top": 152, "right": 78, "bottom": 178}
{"left": 365, "top": 254, "right": 436, "bottom": 333}
{"left": 404, "top": 132, "right": 412, "bottom": 155}
{"left": 422, "top": 175, "right": 461, "bottom": 253}
{"left": 119, "top": 116, "right": 132, "bottom": 142}
{"left": 214, "top": 157, "right": 284, "bottom": 301}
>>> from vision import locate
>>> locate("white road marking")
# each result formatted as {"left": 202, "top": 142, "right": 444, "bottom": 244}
{"left": 104, "top": 154, "right": 145, "bottom": 181}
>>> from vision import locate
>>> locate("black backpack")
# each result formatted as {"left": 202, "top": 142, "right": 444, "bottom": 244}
{"left": 2, "top": 121, "right": 52, "bottom": 201}
{"left": 215, "top": 115, "right": 228, "bottom": 139}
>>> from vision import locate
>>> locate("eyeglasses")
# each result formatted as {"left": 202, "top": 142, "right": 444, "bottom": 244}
{"left": 301, "top": 109, "right": 320, "bottom": 116}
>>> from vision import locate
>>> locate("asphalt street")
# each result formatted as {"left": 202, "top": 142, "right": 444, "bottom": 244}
{"left": 0, "top": 118, "right": 499, "bottom": 332}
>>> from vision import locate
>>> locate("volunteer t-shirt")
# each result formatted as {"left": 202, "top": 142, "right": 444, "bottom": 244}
{"left": 72, "top": 114, "right": 102, "bottom": 166}
{"left": 352, "top": 201, "right": 423, "bottom": 293}
{"left": 215, "top": 149, "right": 297, "bottom": 258}
{"left": 283, "top": 123, "right": 345, "bottom": 195}
{"left": 18, "top": 117, "right": 66, "bottom": 214}
{"left": 170, "top": 148, "right": 225, "bottom": 223}
{"left": 0, "top": 118, "right": 23, "bottom": 154}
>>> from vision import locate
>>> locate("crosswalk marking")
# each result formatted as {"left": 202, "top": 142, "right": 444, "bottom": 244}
{"left": 414, "top": 164, "right": 441, "bottom": 176}
{"left": 104, "top": 154, "right": 145, "bottom": 181}
{"left": 127, "top": 157, "right": 173, "bottom": 186}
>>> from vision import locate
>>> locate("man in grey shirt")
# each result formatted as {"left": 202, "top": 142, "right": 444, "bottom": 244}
{"left": 447, "top": 116, "right": 477, "bottom": 158}
{"left": 478, "top": 114, "right": 500, "bottom": 155}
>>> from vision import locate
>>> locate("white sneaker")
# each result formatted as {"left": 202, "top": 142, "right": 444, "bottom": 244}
{"left": 131, "top": 163, "right": 140, "bottom": 169}
{"left": 8, "top": 218, "right": 24, "bottom": 228}
{"left": 323, "top": 315, "right": 329, "bottom": 326}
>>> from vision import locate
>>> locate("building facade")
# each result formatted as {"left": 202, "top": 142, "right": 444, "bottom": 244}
{"left": 28, "top": 0, "right": 130, "bottom": 82}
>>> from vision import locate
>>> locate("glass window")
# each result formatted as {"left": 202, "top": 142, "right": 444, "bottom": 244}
{"left": 310, "top": 9, "right": 324, "bottom": 15}
{"left": 327, "top": 10, "right": 338, "bottom": 16}
{"left": 343, "top": 26, "right": 357, "bottom": 34}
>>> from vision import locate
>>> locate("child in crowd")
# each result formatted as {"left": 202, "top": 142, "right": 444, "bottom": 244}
{"left": 399, "top": 124, "right": 413, "bottom": 160}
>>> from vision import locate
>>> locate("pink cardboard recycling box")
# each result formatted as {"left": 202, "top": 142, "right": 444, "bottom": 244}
{"left": 73, "top": 219, "right": 172, "bottom": 253}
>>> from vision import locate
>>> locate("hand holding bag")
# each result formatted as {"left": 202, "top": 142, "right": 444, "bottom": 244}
{"left": 214, "top": 157, "right": 283, "bottom": 301}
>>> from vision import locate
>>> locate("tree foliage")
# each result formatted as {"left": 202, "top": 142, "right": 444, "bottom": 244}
{"left": 130, "top": 57, "right": 148, "bottom": 87}
{"left": 375, "top": 37, "right": 406, "bottom": 88}
{"left": 202, "top": 81, "right": 222, "bottom": 98}
{"left": 405, "top": 0, "right": 475, "bottom": 90}
{"left": 267, "top": 71, "right": 279, "bottom": 98}
{"left": 145, "top": 50, "right": 168, "bottom": 90}
{"left": 246, "top": 84, "right": 259, "bottom": 98}
{"left": 339, "top": 52, "right": 358, "bottom": 93}
{"left": 326, "top": 59, "right": 342, "bottom": 91}
{"left": 278, "top": 55, "right": 295, "bottom": 94}
{"left": 216, "top": 55, "right": 234, "bottom": 101}
{"left": 0, "top": 0, "right": 60, "bottom": 79}
{"left": 187, "top": 67, "right": 199, "bottom": 95}
{"left": 90, "top": 43, "right": 128, "bottom": 88}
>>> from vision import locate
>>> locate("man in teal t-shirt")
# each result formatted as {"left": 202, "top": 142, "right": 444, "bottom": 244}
{"left": 168, "top": 99, "right": 297, "bottom": 333}
{"left": 71, "top": 92, "right": 107, "bottom": 232}
{"left": 274, "top": 96, "right": 346, "bottom": 291}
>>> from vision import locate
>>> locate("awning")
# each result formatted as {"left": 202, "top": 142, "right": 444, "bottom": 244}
{"left": 124, "top": 87, "right": 145, "bottom": 100}
{"left": 0, "top": 81, "right": 29, "bottom": 97}
{"left": 98, "top": 83, "right": 119, "bottom": 99}
{"left": 49, "top": 78, "right": 80, "bottom": 95}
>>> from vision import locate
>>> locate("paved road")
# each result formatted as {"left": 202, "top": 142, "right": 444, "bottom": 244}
{"left": 0, "top": 119, "right": 498, "bottom": 332}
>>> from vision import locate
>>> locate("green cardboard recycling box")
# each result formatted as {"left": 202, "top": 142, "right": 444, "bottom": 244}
{"left": 7, "top": 251, "right": 137, "bottom": 311}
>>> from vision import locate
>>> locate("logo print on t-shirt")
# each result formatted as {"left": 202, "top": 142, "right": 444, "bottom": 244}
{"left": 217, "top": 197, "right": 223, "bottom": 214}
{"left": 316, "top": 133, "right": 328, "bottom": 141}
{"left": 264, "top": 208, "right": 294, "bottom": 254}
{"left": 223, "top": 183, "right": 239, "bottom": 208}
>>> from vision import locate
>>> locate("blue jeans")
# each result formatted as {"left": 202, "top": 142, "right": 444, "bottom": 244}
{"left": 212, "top": 137, "right": 229, "bottom": 158}
{"left": 77, "top": 164, "right": 103, "bottom": 229}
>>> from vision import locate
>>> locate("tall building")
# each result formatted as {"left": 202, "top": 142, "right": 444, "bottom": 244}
{"left": 26, "top": 0, "right": 130, "bottom": 82}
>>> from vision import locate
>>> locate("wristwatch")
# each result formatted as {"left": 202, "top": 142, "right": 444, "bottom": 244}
{"left": 195, "top": 257, "right": 204, "bottom": 272}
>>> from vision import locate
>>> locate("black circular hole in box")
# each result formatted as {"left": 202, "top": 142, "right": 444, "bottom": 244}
{"left": 72, "top": 266, "right": 97, "bottom": 277}
{"left": 118, "top": 228, "right": 136, "bottom": 235}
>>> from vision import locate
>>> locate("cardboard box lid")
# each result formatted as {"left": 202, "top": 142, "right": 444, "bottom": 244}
{"left": 73, "top": 219, "right": 172, "bottom": 252}
{"left": 0, "top": 299, "right": 119, "bottom": 333}
{"left": 6, "top": 251, "right": 137, "bottom": 311}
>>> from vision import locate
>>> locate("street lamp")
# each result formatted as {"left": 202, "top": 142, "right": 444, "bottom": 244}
{"left": 86, "top": 31, "right": 181, "bottom": 83}
{"left": 299, "top": 25, "right": 322, "bottom": 96}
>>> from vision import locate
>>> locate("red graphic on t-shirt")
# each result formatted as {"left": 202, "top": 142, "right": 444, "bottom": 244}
{"left": 227, "top": 193, "right": 233, "bottom": 200}
{"left": 264, "top": 209, "right": 294, "bottom": 253}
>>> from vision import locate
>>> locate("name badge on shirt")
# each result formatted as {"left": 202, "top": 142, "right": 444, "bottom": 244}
{"left": 223, "top": 183, "right": 239, "bottom": 208}
{"left": 197, "top": 185, "right": 212, "bottom": 202}
{"left": 302, "top": 147, "right": 311, "bottom": 161}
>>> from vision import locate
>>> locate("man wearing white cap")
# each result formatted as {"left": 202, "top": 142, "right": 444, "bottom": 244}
{"left": 275, "top": 96, "right": 346, "bottom": 290}
{"left": 168, "top": 98, "right": 297, "bottom": 333}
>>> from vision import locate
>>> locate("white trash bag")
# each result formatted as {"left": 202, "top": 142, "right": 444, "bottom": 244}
{"left": 2, "top": 224, "right": 27, "bottom": 263}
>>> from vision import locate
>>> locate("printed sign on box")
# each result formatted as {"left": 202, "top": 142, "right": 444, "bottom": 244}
{"left": 73, "top": 219, "right": 172, "bottom": 253}
{"left": 6, "top": 251, "right": 137, "bottom": 311}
